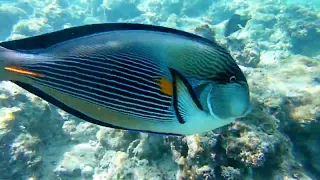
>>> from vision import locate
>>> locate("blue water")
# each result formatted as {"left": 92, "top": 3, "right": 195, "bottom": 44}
{"left": 0, "top": 0, "right": 319, "bottom": 179}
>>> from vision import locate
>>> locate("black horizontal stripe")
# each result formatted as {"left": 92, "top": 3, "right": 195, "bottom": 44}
{"left": 31, "top": 61, "right": 171, "bottom": 101}
{"left": 63, "top": 52, "right": 161, "bottom": 75}
{"left": 23, "top": 54, "right": 175, "bottom": 115}
{"left": 64, "top": 55, "right": 160, "bottom": 85}
{"left": 28, "top": 76, "right": 174, "bottom": 121}
{"left": 105, "top": 53, "right": 159, "bottom": 72}
{"left": 34, "top": 64, "right": 171, "bottom": 106}
{"left": 97, "top": 50, "right": 160, "bottom": 69}
{"left": 13, "top": 81, "right": 179, "bottom": 135}
{"left": 28, "top": 64, "right": 172, "bottom": 109}
{"left": 91, "top": 54, "right": 160, "bottom": 76}
{"left": 29, "top": 63, "right": 171, "bottom": 104}
{"left": 39, "top": 64, "right": 170, "bottom": 99}
{"left": 62, "top": 56, "right": 161, "bottom": 82}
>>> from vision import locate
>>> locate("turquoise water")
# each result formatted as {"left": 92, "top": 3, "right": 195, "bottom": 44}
{"left": 282, "top": 0, "right": 320, "bottom": 7}
{"left": 0, "top": 0, "right": 319, "bottom": 179}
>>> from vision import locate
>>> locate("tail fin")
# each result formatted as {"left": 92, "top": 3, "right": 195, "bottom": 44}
{"left": 0, "top": 46, "right": 44, "bottom": 81}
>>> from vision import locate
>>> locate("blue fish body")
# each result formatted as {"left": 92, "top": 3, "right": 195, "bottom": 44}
{"left": 0, "top": 23, "right": 251, "bottom": 136}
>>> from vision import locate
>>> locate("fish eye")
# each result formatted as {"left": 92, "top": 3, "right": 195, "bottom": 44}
{"left": 229, "top": 76, "right": 236, "bottom": 82}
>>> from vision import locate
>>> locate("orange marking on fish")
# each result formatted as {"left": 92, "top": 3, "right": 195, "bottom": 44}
{"left": 155, "top": 77, "right": 173, "bottom": 96}
{"left": 4, "top": 66, "right": 44, "bottom": 77}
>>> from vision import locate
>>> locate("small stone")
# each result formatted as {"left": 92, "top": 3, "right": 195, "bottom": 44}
{"left": 292, "top": 173, "right": 300, "bottom": 179}
{"left": 54, "top": 166, "right": 68, "bottom": 176}
{"left": 81, "top": 166, "right": 94, "bottom": 178}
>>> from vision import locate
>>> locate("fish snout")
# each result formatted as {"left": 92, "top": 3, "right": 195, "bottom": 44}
{"left": 229, "top": 89, "right": 251, "bottom": 118}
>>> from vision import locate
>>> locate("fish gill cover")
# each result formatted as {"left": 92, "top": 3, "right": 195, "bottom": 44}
{"left": 0, "top": 0, "right": 319, "bottom": 179}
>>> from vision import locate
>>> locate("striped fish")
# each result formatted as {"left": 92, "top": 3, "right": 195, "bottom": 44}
{"left": 0, "top": 23, "right": 251, "bottom": 135}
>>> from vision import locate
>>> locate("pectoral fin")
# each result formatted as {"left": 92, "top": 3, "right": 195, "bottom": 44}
{"left": 170, "top": 68, "right": 203, "bottom": 124}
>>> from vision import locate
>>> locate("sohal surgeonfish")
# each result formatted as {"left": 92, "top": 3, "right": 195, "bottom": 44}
{"left": 0, "top": 23, "right": 251, "bottom": 136}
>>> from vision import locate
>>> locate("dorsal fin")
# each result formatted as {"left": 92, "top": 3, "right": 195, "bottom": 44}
{"left": 0, "top": 23, "right": 219, "bottom": 51}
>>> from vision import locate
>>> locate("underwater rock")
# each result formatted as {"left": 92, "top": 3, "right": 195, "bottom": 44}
{"left": 166, "top": 132, "right": 218, "bottom": 179}
{"left": 0, "top": 81, "right": 67, "bottom": 179}
{"left": 63, "top": 121, "right": 99, "bottom": 143}
{"left": 160, "top": 13, "right": 180, "bottom": 29}
{"left": 0, "top": 4, "right": 27, "bottom": 40}
{"left": 101, "top": 0, "right": 141, "bottom": 21}
{"left": 244, "top": 54, "right": 320, "bottom": 178}
{"left": 157, "top": 0, "right": 184, "bottom": 16}
{"left": 10, "top": 133, "right": 42, "bottom": 178}
{"left": 12, "top": 18, "right": 52, "bottom": 37}
{"left": 221, "top": 121, "right": 274, "bottom": 167}
{"left": 127, "top": 134, "right": 168, "bottom": 160}
{"left": 228, "top": 39, "right": 261, "bottom": 67}
{"left": 42, "top": 3, "right": 76, "bottom": 30}
{"left": 216, "top": 97, "right": 313, "bottom": 179}
{"left": 220, "top": 166, "right": 242, "bottom": 180}
{"left": 83, "top": 16, "right": 101, "bottom": 24}
{"left": 7, "top": 34, "right": 28, "bottom": 41}
{"left": 262, "top": 55, "right": 318, "bottom": 129}
{"left": 96, "top": 127, "right": 139, "bottom": 152}
{"left": 54, "top": 143, "right": 99, "bottom": 178}
{"left": 81, "top": 165, "right": 94, "bottom": 179}
{"left": 278, "top": 5, "right": 320, "bottom": 56}
{"left": 0, "top": 107, "right": 19, "bottom": 130}
{"left": 181, "top": 0, "right": 214, "bottom": 17}
{"left": 95, "top": 150, "right": 176, "bottom": 180}
{"left": 193, "top": 23, "right": 216, "bottom": 42}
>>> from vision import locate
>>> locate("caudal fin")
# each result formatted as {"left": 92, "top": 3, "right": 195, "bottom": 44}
{"left": 0, "top": 46, "right": 44, "bottom": 81}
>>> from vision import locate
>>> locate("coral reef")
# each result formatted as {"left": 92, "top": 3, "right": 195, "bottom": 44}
{"left": 0, "top": 0, "right": 319, "bottom": 179}
{"left": 278, "top": 5, "right": 320, "bottom": 56}
{"left": 101, "top": 0, "right": 141, "bottom": 21}
{"left": 0, "top": 4, "right": 27, "bottom": 40}
{"left": 0, "top": 82, "right": 66, "bottom": 179}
